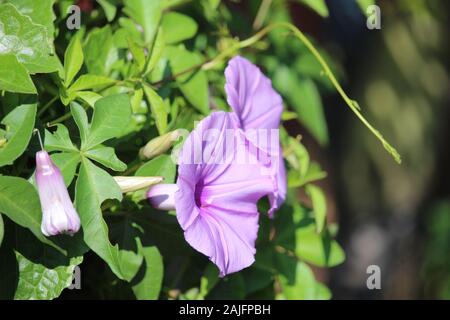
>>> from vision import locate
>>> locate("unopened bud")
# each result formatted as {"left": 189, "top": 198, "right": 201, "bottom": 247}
{"left": 139, "top": 130, "right": 181, "bottom": 160}
{"left": 114, "top": 176, "right": 164, "bottom": 193}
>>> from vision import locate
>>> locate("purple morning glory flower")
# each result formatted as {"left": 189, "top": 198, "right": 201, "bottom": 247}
{"left": 225, "top": 56, "right": 287, "bottom": 216}
{"left": 147, "top": 112, "right": 274, "bottom": 276}
{"left": 35, "top": 150, "right": 81, "bottom": 236}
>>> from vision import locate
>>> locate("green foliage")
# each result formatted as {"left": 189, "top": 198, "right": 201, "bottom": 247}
{"left": 0, "top": 104, "right": 36, "bottom": 166}
{"left": 0, "top": 3, "right": 59, "bottom": 75}
{"left": 0, "top": 0, "right": 395, "bottom": 300}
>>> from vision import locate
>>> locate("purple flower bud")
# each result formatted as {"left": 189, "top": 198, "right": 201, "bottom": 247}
{"left": 147, "top": 183, "right": 178, "bottom": 211}
{"left": 35, "top": 151, "right": 80, "bottom": 236}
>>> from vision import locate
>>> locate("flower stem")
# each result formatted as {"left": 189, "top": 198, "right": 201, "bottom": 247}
{"left": 47, "top": 112, "right": 72, "bottom": 127}
{"left": 38, "top": 96, "right": 58, "bottom": 117}
{"left": 33, "top": 128, "right": 44, "bottom": 150}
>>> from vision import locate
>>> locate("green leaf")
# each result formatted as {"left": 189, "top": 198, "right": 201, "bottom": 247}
{"left": 161, "top": 12, "right": 198, "bottom": 44}
{"left": 145, "top": 27, "right": 164, "bottom": 74}
{"left": 285, "top": 137, "right": 309, "bottom": 177}
{"left": 0, "top": 104, "right": 36, "bottom": 167}
{"left": 96, "top": 0, "right": 117, "bottom": 21}
{"left": 207, "top": 273, "right": 246, "bottom": 299}
{"left": 0, "top": 224, "right": 83, "bottom": 300}
{"left": 278, "top": 261, "right": 330, "bottom": 300}
{"left": 131, "top": 242, "right": 163, "bottom": 300}
{"left": 295, "top": 78, "right": 328, "bottom": 145}
{"left": 0, "top": 214, "right": 4, "bottom": 247}
{"left": 6, "top": 0, "right": 57, "bottom": 42}
{"left": 75, "top": 158, "right": 141, "bottom": 281}
{"left": 64, "top": 36, "right": 84, "bottom": 87}
{"left": 0, "top": 176, "right": 61, "bottom": 252}
{"left": 84, "top": 145, "right": 127, "bottom": 171}
{"left": 165, "top": 46, "right": 209, "bottom": 114}
{"left": 295, "top": 220, "right": 345, "bottom": 267}
{"left": 123, "top": 0, "right": 163, "bottom": 45}
{"left": 274, "top": 68, "right": 328, "bottom": 145}
{"left": 305, "top": 184, "right": 327, "bottom": 233}
{"left": 75, "top": 91, "right": 103, "bottom": 107}
{"left": 143, "top": 85, "right": 167, "bottom": 135}
{"left": 0, "top": 3, "right": 59, "bottom": 74}
{"left": 135, "top": 154, "right": 176, "bottom": 183}
{"left": 288, "top": 161, "right": 327, "bottom": 188}
{"left": 107, "top": 217, "right": 163, "bottom": 299}
{"left": 127, "top": 38, "right": 146, "bottom": 72}
{"left": 44, "top": 124, "right": 78, "bottom": 153}
{"left": 68, "top": 74, "right": 115, "bottom": 92}
{"left": 83, "top": 26, "right": 117, "bottom": 75}
{"left": 357, "top": 0, "right": 376, "bottom": 16}
{"left": 50, "top": 152, "right": 80, "bottom": 186}
{"left": 14, "top": 252, "right": 82, "bottom": 300}
{"left": 133, "top": 154, "right": 176, "bottom": 202}
{"left": 0, "top": 55, "right": 36, "bottom": 94}
{"left": 297, "top": 0, "right": 329, "bottom": 17}
{"left": 84, "top": 94, "right": 132, "bottom": 149}
{"left": 199, "top": 263, "right": 220, "bottom": 298}
{"left": 70, "top": 102, "right": 89, "bottom": 147}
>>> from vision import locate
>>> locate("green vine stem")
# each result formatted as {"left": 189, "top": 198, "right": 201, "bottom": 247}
{"left": 203, "top": 22, "right": 402, "bottom": 164}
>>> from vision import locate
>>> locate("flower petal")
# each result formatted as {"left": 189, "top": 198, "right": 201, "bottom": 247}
{"left": 175, "top": 112, "right": 273, "bottom": 276}
{"left": 225, "top": 56, "right": 287, "bottom": 213}
{"left": 35, "top": 151, "right": 80, "bottom": 236}
{"left": 184, "top": 205, "right": 259, "bottom": 277}
{"left": 225, "top": 56, "right": 282, "bottom": 130}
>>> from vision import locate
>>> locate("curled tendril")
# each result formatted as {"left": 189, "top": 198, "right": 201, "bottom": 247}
{"left": 203, "top": 22, "right": 402, "bottom": 164}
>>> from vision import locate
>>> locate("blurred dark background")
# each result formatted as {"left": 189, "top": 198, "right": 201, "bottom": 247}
{"left": 288, "top": 0, "right": 450, "bottom": 299}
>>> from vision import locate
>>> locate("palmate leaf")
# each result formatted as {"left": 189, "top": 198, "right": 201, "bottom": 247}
{"left": 44, "top": 124, "right": 78, "bottom": 153}
{"left": 84, "top": 145, "right": 127, "bottom": 171}
{"left": 50, "top": 152, "right": 80, "bottom": 187}
{"left": 0, "top": 3, "right": 59, "bottom": 74}
{"left": 43, "top": 94, "right": 134, "bottom": 282}
{"left": 83, "top": 94, "right": 132, "bottom": 150}
{"left": 0, "top": 103, "right": 36, "bottom": 167}
{"left": 75, "top": 158, "right": 142, "bottom": 281}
